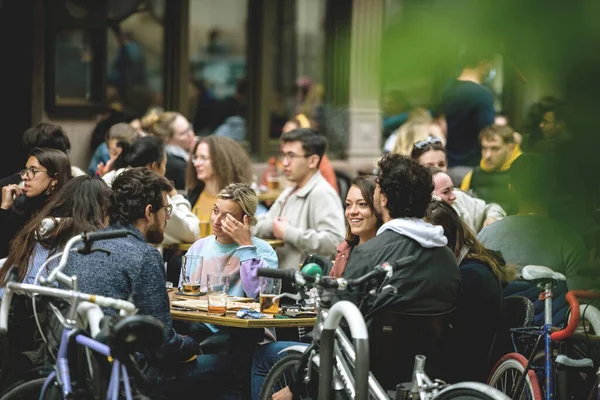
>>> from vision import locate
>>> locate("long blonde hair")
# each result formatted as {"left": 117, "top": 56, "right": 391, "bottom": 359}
{"left": 392, "top": 122, "right": 445, "bottom": 155}
{"left": 141, "top": 110, "right": 180, "bottom": 142}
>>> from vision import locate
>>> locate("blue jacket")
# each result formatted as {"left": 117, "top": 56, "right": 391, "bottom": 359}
{"left": 63, "top": 224, "right": 199, "bottom": 382}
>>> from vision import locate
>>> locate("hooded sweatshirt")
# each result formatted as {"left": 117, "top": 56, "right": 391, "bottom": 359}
{"left": 339, "top": 218, "right": 460, "bottom": 315}
{"left": 460, "top": 145, "right": 522, "bottom": 214}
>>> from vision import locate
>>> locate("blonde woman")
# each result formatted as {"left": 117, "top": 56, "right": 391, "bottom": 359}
{"left": 391, "top": 121, "right": 446, "bottom": 156}
{"left": 142, "top": 110, "right": 196, "bottom": 191}
{"left": 181, "top": 183, "right": 277, "bottom": 298}
{"left": 383, "top": 108, "right": 446, "bottom": 154}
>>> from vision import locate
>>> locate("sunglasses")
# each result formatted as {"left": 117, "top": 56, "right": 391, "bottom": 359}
{"left": 414, "top": 136, "right": 443, "bottom": 149}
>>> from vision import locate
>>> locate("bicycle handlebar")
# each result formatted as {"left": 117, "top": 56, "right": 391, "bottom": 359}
{"left": 0, "top": 281, "right": 137, "bottom": 333}
{"left": 257, "top": 256, "right": 415, "bottom": 290}
{"left": 550, "top": 290, "right": 600, "bottom": 342}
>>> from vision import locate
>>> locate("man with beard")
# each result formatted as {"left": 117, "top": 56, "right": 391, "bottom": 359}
{"left": 63, "top": 167, "right": 234, "bottom": 397}
{"left": 341, "top": 154, "right": 459, "bottom": 315}
{"left": 339, "top": 154, "right": 460, "bottom": 387}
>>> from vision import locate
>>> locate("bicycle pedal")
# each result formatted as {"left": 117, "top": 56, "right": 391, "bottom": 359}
{"left": 555, "top": 354, "right": 594, "bottom": 369}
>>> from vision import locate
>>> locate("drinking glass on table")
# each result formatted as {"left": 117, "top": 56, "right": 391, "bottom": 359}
{"left": 181, "top": 255, "right": 203, "bottom": 294}
{"left": 259, "top": 276, "right": 282, "bottom": 314}
{"left": 207, "top": 273, "right": 229, "bottom": 316}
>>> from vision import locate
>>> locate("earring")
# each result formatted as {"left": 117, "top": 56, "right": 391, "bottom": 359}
{"left": 46, "top": 181, "right": 57, "bottom": 195}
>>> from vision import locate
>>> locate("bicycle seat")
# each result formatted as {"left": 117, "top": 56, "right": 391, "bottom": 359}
{"left": 110, "top": 315, "right": 165, "bottom": 358}
{"left": 522, "top": 265, "right": 566, "bottom": 283}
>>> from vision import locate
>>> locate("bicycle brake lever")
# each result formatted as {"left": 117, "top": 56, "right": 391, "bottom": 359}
{"left": 273, "top": 293, "right": 301, "bottom": 302}
{"left": 381, "top": 284, "right": 397, "bottom": 295}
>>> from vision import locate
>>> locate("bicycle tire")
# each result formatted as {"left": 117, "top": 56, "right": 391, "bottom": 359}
{"left": 258, "top": 353, "right": 318, "bottom": 400}
{"left": 0, "top": 377, "right": 46, "bottom": 400}
{"left": 435, "top": 382, "right": 511, "bottom": 400}
{"left": 487, "top": 353, "right": 542, "bottom": 400}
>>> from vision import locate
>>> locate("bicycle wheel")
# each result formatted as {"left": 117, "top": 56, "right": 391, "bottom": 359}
{"left": 259, "top": 353, "right": 318, "bottom": 400}
{"left": 0, "top": 377, "right": 46, "bottom": 400}
{"left": 487, "top": 353, "right": 542, "bottom": 400}
{"left": 435, "top": 382, "right": 511, "bottom": 400}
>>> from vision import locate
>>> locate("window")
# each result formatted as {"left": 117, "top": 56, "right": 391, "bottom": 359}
{"left": 45, "top": 0, "right": 165, "bottom": 118}
{"left": 188, "top": 0, "right": 248, "bottom": 138}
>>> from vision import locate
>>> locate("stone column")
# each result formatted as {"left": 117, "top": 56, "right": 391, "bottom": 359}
{"left": 347, "top": 0, "right": 384, "bottom": 165}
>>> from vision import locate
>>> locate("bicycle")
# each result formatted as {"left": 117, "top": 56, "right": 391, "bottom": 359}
{"left": 0, "top": 230, "right": 165, "bottom": 399}
{"left": 256, "top": 257, "right": 510, "bottom": 400}
{"left": 487, "top": 265, "right": 600, "bottom": 400}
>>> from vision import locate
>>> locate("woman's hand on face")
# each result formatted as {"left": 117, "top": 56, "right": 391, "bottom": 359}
{"left": 221, "top": 214, "right": 253, "bottom": 246}
{"left": 1, "top": 184, "right": 22, "bottom": 209}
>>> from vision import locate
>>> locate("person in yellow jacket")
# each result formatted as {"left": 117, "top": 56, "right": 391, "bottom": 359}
{"left": 461, "top": 124, "right": 522, "bottom": 214}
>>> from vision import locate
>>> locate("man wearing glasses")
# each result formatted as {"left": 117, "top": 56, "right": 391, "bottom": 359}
{"left": 64, "top": 168, "right": 235, "bottom": 396}
{"left": 253, "top": 128, "right": 345, "bottom": 269}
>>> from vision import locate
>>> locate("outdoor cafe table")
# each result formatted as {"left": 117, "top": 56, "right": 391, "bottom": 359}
{"left": 170, "top": 297, "right": 316, "bottom": 329}
{"left": 166, "top": 239, "right": 284, "bottom": 252}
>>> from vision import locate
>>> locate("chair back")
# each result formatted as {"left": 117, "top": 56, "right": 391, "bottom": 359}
{"left": 334, "top": 169, "right": 352, "bottom": 207}
{"left": 369, "top": 309, "right": 451, "bottom": 390}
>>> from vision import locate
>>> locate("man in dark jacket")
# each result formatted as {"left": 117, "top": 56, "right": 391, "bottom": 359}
{"left": 342, "top": 154, "right": 459, "bottom": 315}
{"left": 339, "top": 154, "right": 460, "bottom": 387}
{"left": 63, "top": 168, "right": 233, "bottom": 396}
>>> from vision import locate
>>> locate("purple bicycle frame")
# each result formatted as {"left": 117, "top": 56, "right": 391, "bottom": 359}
{"left": 42, "top": 327, "right": 132, "bottom": 399}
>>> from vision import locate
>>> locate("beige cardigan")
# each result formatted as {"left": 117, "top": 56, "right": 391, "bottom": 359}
{"left": 253, "top": 171, "right": 345, "bottom": 270}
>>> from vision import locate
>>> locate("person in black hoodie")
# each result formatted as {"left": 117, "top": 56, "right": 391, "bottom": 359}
{"left": 0, "top": 148, "right": 72, "bottom": 259}
{"left": 341, "top": 154, "right": 459, "bottom": 315}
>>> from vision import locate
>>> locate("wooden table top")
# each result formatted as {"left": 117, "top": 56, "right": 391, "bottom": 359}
{"left": 167, "top": 238, "right": 284, "bottom": 252}
{"left": 170, "top": 308, "right": 316, "bottom": 328}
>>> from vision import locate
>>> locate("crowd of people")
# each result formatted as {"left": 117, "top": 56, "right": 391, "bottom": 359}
{"left": 0, "top": 52, "right": 599, "bottom": 398}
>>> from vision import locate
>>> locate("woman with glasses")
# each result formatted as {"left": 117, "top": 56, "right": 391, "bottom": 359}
{"left": 0, "top": 148, "right": 72, "bottom": 258}
{"left": 103, "top": 136, "right": 200, "bottom": 245}
{"left": 186, "top": 135, "right": 254, "bottom": 224}
{"left": 0, "top": 176, "right": 111, "bottom": 297}
{"left": 410, "top": 140, "right": 505, "bottom": 232}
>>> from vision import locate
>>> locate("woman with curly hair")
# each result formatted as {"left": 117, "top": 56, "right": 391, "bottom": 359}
{"left": 186, "top": 136, "right": 254, "bottom": 224}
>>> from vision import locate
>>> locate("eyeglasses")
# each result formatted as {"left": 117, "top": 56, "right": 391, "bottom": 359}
{"left": 191, "top": 155, "right": 210, "bottom": 164}
{"left": 20, "top": 167, "right": 49, "bottom": 179}
{"left": 179, "top": 124, "right": 194, "bottom": 136}
{"left": 277, "top": 152, "right": 309, "bottom": 162}
{"left": 413, "top": 137, "right": 443, "bottom": 149}
{"left": 155, "top": 203, "right": 173, "bottom": 217}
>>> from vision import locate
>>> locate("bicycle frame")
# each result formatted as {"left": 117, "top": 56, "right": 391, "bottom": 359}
{"left": 275, "top": 283, "right": 389, "bottom": 400}
{"left": 509, "top": 282, "right": 555, "bottom": 399}
{"left": 0, "top": 282, "right": 137, "bottom": 399}
{"left": 46, "top": 327, "right": 132, "bottom": 400}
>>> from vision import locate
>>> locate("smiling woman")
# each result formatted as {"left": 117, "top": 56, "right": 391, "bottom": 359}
{"left": 0, "top": 148, "right": 72, "bottom": 259}
{"left": 329, "top": 175, "right": 383, "bottom": 278}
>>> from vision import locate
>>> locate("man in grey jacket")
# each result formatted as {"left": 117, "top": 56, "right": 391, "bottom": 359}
{"left": 253, "top": 128, "right": 345, "bottom": 269}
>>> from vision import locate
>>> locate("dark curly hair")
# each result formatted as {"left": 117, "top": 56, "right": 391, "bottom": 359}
{"left": 22, "top": 123, "right": 71, "bottom": 154}
{"left": 377, "top": 153, "right": 433, "bottom": 219}
{"left": 108, "top": 167, "right": 173, "bottom": 225}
